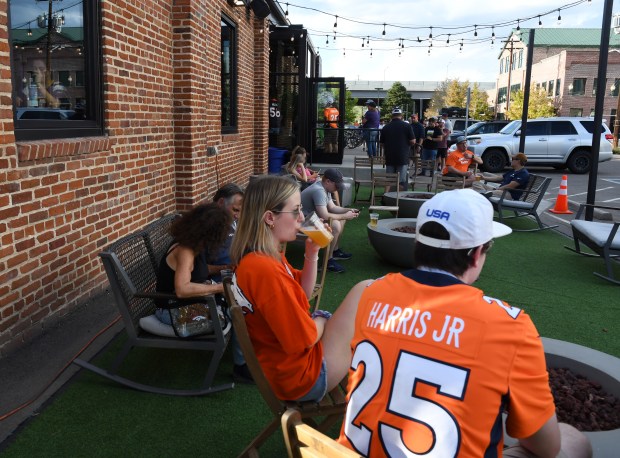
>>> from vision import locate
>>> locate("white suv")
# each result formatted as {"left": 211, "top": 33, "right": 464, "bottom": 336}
{"left": 467, "top": 117, "right": 614, "bottom": 174}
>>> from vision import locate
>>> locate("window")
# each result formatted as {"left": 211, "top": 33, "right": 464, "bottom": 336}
{"left": 590, "top": 108, "right": 596, "bottom": 117}
{"left": 570, "top": 78, "right": 586, "bottom": 96}
{"left": 512, "top": 53, "right": 517, "bottom": 70}
{"left": 221, "top": 16, "right": 237, "bottom": 133}
{"left": 548, "top": 80, "right": 554, "bottom": 96}
{"left": 550, "top": 121, "right": 577, "bottom": 135}
{"left": 500, "top": 59, "right": 504, "bottom": 74}
{"left": 498, "top": 87, "right": 507, "bottom": 103}
{"left": 592, "top": 78, "right": 608, "bottom": 96}
{"left": 542, "top": 81, "right": 547, "bottom": 92}
{"left": 525, "top": 122, "right": 547, "bottom": 136}
{"left": 611, "top": 78, "right": 620, "bottom": 97}
{"left": 9, "top": 0, "right": 103, "bottom": 141}
{"left": 556, "top": 79, "right": 561, "bottom": 96}
{"left": 510, "top": 83, "right": 521, "bottom": 94}
{"left": 518, "top": 49, "right": 523, "bottom": 68}
{"left": 569, "top": 108, "right": 583, "bottom": 117}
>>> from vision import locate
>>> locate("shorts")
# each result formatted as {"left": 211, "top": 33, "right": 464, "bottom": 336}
{"left": 324, "top": 128, "right": 338, "bottom": 144}
{"left": 294, "top": 359, "right": 328, "bottom": 402}
{"left": 386, "top": 164, "right": 408, "bottom": 187}
{"left": 437, "top": 148, "right": 448, "bottom": 159}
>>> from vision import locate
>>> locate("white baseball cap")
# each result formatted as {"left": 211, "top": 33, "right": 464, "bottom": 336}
{"left": 416, "top": 189, "right": 512, "bottom": 249}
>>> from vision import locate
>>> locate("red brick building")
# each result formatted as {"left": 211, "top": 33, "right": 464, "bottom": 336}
{"left": 0, "top": 0, "right": 314, "bottom": 354}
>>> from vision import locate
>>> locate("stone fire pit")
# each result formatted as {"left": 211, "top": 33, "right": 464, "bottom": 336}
{"left": 503, "top": 338, "right": 620, "bottom": 456}
{"left": 367, "top": 218, "right": 417, "bottom": 268}
{"left": 382, "top": 191, "right": 434, "bottom": 218}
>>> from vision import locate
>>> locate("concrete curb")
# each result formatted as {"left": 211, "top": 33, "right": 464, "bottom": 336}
{"left": 567, "top": 200, "right": 613, "bottom": 220}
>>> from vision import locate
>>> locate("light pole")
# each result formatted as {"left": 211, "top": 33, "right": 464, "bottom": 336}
{"left": 612, "top": 81, "right": 620, "bottom": 148}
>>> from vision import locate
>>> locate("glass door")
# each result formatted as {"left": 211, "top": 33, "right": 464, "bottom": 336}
{"left": 308, "top": 77, "right": 345, "bottom": 164}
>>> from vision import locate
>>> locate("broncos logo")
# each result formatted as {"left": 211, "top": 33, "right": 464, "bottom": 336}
{"left": 231, "top": 276, "right": 254, "bottom": 315}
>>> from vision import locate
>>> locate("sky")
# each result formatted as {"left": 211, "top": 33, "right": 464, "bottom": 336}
{"left": 279, "top": 0, "right": 615, "bottom": 84}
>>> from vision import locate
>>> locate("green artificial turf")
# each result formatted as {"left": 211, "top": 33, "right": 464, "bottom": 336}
{"left": 2, "top": 190, "right": 618, "bottom": 457}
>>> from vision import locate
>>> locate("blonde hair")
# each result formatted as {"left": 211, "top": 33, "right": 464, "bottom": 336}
{"left": 230, "top": 175, "right": 300, "bottom": 263}
{"left": 286, "top": 153, "right": 305, "bottom": 174}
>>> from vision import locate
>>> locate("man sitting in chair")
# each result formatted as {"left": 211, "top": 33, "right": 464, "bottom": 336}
{"left": 441, "top": 136, "right": 483, "bottom": 187}
{"left": 474, "top": 152, "right": 530, "bottom": 200}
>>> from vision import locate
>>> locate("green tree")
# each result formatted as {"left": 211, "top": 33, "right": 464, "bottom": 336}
{"left": 425, "top": 80, "right": 449, "bottom": 119}
{"left": 469, "top": 83, "right": 494, "bottom": 121}
{"left": 445, "top": 79, "right": 468, "bottom": 108}
{"left": 384, "top": 82, "right": 414, "bottom": 119}
{"left": 344, "top": 88, "right": 357, "bottom": 124}
{"left": 505, "top": 87, "right": 556, "bottom": 120}
{"left": 425, "top": 79, "right": 493, "bottom": 120}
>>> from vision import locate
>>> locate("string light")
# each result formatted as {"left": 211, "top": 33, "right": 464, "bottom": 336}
{"left": 366, "top": 36, "right": 370, "bottom": 45}
{"left": 557, "top": 9, "right": 562, "bottom": 25}
{"left": 474, "top": 25, "right": 478, "bottom": 37}
{"left": 27, "top": 24, "right": 32, "bottom": 36}
{"left": 325, "top": 35, "right": 329, "bottom": 45}
{"left": 492, "top": 26, "right": 495, "bottom": 39}
{"left": 333, "top": 15, "right": 338, "bottom": 28}
{"left": 447, "top": 34, "right": 450, "bottom": 44}
{"left": 516, "top": 19, "right": 520, "bottom": 31}
{"left": 361, "top": 37, "right": 365, "bottom": 47}
{"left": 382, "top": 23, "right": 386, "bottom": 36}
{"left": 538, "top": 15, "right": 542, "bottom": 26}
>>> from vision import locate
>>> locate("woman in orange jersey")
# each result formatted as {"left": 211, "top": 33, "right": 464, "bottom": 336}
{"left": 229, "top": 175, "right": 357, "bottom": 401}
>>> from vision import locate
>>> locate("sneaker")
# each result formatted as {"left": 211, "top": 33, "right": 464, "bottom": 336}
{"left": 327, "top": 258, "right": 345, "bottom": 273}
{"left": 332, "top": 248, "right": 352, "bottom": 260}
{"left": 233, "top": 364, "right": 255, "bottom": 384}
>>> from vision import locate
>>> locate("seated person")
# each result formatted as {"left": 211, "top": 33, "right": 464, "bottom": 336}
{"left": 337, "top": 189, "right": 591, "bottom": 458}
{"left": 285, "top": 147, "right": 318, "bottom": 188}
{"left": 441, "top": 136, "right": 483, "bottom": 187}
{"left": 475, "top": 152, "right": 530, "bottom": 200}
{"left": 155, "top": 203, "right": 230, "bottom": 325}
{"left": 229, "top": 175, "right": 358, "bottom": 402}
{"left": 301, "top": 168, "right": 359, "bottom": 274}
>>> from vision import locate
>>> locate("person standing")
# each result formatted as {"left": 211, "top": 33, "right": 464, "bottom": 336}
{"left": 441, "top": 112, "right": 453, "bottom": 132}
{"left": 435, "top": 119, "right": 450, "bottom": 172}
{"left": 379, "top": 107, "right": 416, "bottom": 191}
{"left": 337, "top": 189, "right": 591, "bottom": 458}
{"left": 421, "top": 117, "right": 443, "bottom": 177}
{"left": 362, "top": 99, "right": 380, "bottom": 158}
{"left": 323, "top": 102, "right": 340, "bottom": 153}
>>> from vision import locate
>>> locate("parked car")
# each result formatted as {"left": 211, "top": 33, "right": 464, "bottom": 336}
{"left": 16, "top": 107, "right": 75, "bottom": 120}
{"left": 449, "top": 118, "right": 481, "bottom": 132}
{"left": 467, "top": 117, "right": 614, "bottom": 174}
{"left": 447, "top": 120, "right": 511, "bottom": 146}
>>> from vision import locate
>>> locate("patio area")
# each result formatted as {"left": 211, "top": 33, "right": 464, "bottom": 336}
{"left": 0, "top": 189, "right": 619, "bottom": 457}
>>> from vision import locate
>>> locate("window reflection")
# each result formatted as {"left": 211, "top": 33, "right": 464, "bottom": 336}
{"left": 10, "top": 0, "right": 87, "bottom": 120}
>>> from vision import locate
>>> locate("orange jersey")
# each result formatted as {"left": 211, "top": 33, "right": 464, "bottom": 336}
{"left": 324, "top": 107, "right": 339, "bottom": 128}
{"left": 442, "top": 149, "right": 474, "bottom": 175}
{"left": 338, "top": 270, "right": 555, "bottom": 457}
{"left": 233, "top": 252, "right": 322, "bottom": 400}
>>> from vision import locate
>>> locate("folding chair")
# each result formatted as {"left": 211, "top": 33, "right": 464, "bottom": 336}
{"left": 564, "top": 203, "right": 620, "bottom": 285}
{"left": 435, "top": 175, "right": 466, "bottom": 192}
{"left": 487, "top": 174, "right": 557, "bottom": 232}
{"left": 353, "top": 156, "right": 374, "bottom": 203}
{"left": 369, "top": 171, "right": 400, "bottom": 216}
{"left": 409, "top": 158, "right": 436, "bottom": 192}
{"left": 281, "top": 408, "right": 362, "bottom": 458}
{"left": 222, "top": 278, "right": 347, "bottom": 458}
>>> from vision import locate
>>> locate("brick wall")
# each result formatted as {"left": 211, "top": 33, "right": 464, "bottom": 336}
{"left": 0, "top": 0, "right": 269, "bottom": 355}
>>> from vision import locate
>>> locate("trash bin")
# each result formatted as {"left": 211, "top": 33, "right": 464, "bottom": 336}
{"left": 339, "top": 177, "right": 353, "bottom": 207}
{"left": 268, "top": 147, "right": 288, "bottom": 174}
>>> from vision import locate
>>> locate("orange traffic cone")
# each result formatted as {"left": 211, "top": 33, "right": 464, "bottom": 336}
{"left": 549, "top": 175, "right": 573, "bottom": 214}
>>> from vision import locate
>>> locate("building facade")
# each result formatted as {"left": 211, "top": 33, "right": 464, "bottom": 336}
{"left": 493, "top": 28, "right": 620, "bottom": 122}
{"left": 0, "top": 0, "right": 310, "bottom": 355}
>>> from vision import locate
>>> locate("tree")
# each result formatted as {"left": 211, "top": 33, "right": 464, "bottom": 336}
{"left": 425, "top": 79, "right": 493, "bottom": 121}
{"left": 505, "top": 87, "right": 556, "bottom": 120}
{"left": 445, "top": 79, "right": 468, "bottom": 108}
{"left": 469, "top": 84, "right": 494, "bottom": 121}
{"left": 425, "top": 80, "right": 449, "bottom": 119}
{"left": 384, "top": 82, "right": 414, "bottom": 119}
{"left": 344, "top": 88, "right": 357, "bottom": 124}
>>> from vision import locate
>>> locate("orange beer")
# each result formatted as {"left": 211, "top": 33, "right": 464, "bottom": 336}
{"left": 300, "top": 228, "right": 333, "bottom": 248}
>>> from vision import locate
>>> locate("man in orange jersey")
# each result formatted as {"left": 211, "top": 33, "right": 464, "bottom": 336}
{"left": 338, "top": 189, "right": 591, "bottom": 458}
{"left": 323, "top": 101, "right": 340, "bottom": 153}
{"left": 442, "top": 136, "right": 483, "bottom": 187}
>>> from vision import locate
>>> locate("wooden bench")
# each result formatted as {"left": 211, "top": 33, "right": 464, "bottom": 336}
{"left": 564, "top": 204, "right": 620, "bottom": 285}
{"left": 73, "top": 214, "right": 233, "bottom": 396}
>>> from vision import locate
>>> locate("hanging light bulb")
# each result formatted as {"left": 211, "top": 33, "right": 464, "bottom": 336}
{"left": 333, "top": 32, "right": 336, "bottom": 42}
{"left": 516, "top": 20, "right": 520, "bottom": 32}
{"left": 428, "top": 48, "right": 431, "bottom": 56}
{"left": 325, "top": 35, "right": 329, "bottom": 45}
{"left": 27, "top": 24, "right": 32, "bottom": 36}
{"left": 370, "top": 48, "right": 373, "bottom": 58}
{"left": 398, "top": 50, "right": 402, "bottom": 57}
{"left": 285, "top": 2, "right": 288, "bottom": 16}
{"left": 366, "top": 36, "right": 370, "bottom": 45}
{"left": 474, "top": 25, "right": 478, "bottom": 37}
{"left": 343, "top": 48, "right": 346, "bottom": 57}
{"left": 557, "top": 9, "right": 562, "bottom": 25}
{"left": 538, "top": 15, "right": 542, "bottom": 26}
{"left": 447, "top": 34, "right": 450, "bottom": 44}
{"left": 334, "top": 15, "right": 338, "bottom": 28}
{"left": 382, "top": 23, "right": 386, "bottom": 36}
{"left": 492, "top": 26, "right": 495, "bottom": 39}
{"left": 290, "top": 35, "right": 294, "bottom": 41}
{"left": 429, "top": 27, "right": 433, "bottom": 40}
{"left": 361, "top": 37, "right": 365, "bottom": 48}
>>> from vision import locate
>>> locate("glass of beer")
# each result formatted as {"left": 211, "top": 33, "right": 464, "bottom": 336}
{"left": 369, "top": 213, "right": 379, "bottom": 227}
{"left": 300, "top": 212, "right": 334, "bottom": 248}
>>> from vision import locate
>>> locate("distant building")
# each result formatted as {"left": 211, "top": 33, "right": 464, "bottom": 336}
{"left": 492, "top": 27, "right": 620, "bottom": 123}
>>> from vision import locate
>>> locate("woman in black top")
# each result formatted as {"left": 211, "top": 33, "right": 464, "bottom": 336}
{"left": 155, "top": 203, "right": 231, "bottom": 324}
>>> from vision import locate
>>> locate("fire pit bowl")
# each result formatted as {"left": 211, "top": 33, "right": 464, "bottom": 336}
{"left": 367, "top": 218, "right": 417, "bottom": 268}
{"left": 503, "top": 338, "right": 620, "bottom": 456}
{"left": 382, "top": 191, "right": 434, "bottom": 218}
